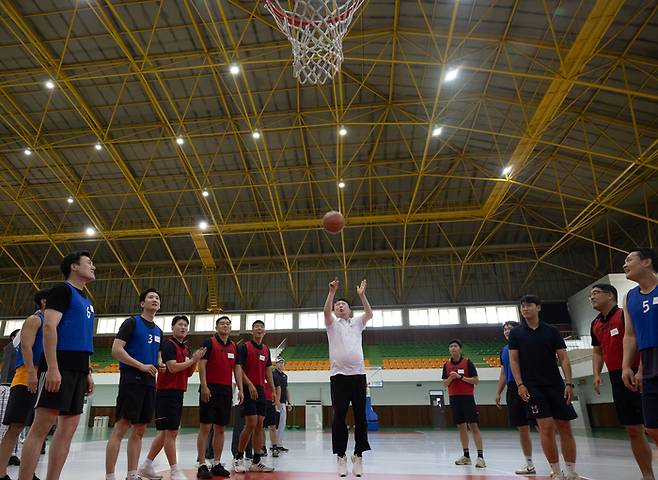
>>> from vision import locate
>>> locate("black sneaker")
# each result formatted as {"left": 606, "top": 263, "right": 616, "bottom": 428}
{"left": 272, "top": 447, "right": 279, "bottom": 458}
{"left": 8, "top": 455, "right": 20, "bottom": 466}
{"left": 261, "top": 447, "right": 268, "bottom": 456}
{"left": 0, "top": 475, "right": 10, "bottom": 480}
{"left": 196, "top": 464, "right": 212, "bottom": 479}
{"left": 277, "top": 446, "right": 289, "bottom": 452}
{"left": 210, "top": 463, "right": 231, "bottom": 478}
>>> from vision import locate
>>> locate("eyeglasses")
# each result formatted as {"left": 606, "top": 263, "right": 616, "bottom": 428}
{"left": 589, "top": 290, "right": 609, "bottom": 298}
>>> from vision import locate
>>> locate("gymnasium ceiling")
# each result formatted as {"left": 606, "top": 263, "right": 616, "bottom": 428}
{"left": 0, "top": 0, "right": 656, "bottom": 314}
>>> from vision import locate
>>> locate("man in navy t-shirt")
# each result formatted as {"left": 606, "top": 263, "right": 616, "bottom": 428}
{"left": 105, "top": 288, "right": 163, "bottom": 480}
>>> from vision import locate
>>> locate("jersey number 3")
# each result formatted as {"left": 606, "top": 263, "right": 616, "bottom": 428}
{"left": 148, "top": 334, "right": 153, "bottom": 344}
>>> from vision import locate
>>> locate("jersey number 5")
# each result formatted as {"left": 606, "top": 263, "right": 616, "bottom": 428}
{"left": 643, "top": 300, "right": 650, "bottom": 313}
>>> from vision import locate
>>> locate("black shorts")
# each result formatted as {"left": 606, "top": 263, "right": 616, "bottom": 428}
{"left": 199, "top": 383, "right": 232, "bottom": 426}
{"left": 449, "top": 395, "right": 479, "bottom": 425}
{"left": 116, "top": 382, "right": 156, "bottom": 425}
{"left": 506, "top": 383, "right": 530, "bottom": 427}
{"left": 609, "top": 370, "right": 643, "bottom": 426}
{"left": 3, "top": 385, "right": 37, "bottom": 426}
{"left": 155, "top": 390, "right": 184, "bottom": 431}
{"left": 525, "top": 384, "right": 577, "bottom": 421}
{"left": 642, "top": 376, "right": 658, "bottom": 429}
{"left": 242, "top": 385, "right": 266, "bottom": 418}
{"left": 36, "top": 370, "right": 88, "bottom": 416}
{"left": 263, "top": 401, "right": 280, "bottom": 427}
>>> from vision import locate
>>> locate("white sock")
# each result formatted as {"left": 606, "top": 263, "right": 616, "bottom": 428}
{"left": 565, "top": 462, "right": 577, "bottom": 475}
{"left": 525, "top": 457, "right": 534, "bottom": 467}
{"left": 106, "top": 475, "right": 116, "bottom": 480}
{"left": 143, "top": 458, "right": 153, "bottom": 467}
{"left": 550, "top": 462, "right": 561, "bottom": 474}
{"left": 213, "top": 458, "right": 221, "bottom": 466}
{"left": 127, "top": 470, "right": 138, "bottom": 479}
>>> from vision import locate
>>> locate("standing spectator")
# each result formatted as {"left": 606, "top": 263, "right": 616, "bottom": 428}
{"left": 272, "top": 358, "right": 291, "bottom": 453}
{"left": 0, "top": 330, "right": 19, "bottom": 385}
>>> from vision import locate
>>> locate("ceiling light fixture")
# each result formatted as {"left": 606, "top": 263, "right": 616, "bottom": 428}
{"left": 229, "top": 64, "right": 240, "bottom": 75}
{"left": 176, "top": 136, "right": 185, "bottom": 145}
{"left": 252, "top": 130, "right": 261, "bottom": 139}
{"left": 502, "top": 166, "right": 512, "bottom": 176}
{"left": 432, "top": 126, "right": 443, "bottom": 137}
{"left": 85, "top": 227, "right": 95, "bottom": 236}
{"left": 444, "top": 67, "right": 460, "bottom": 83}
{"left": 67, "top": 197, "right": 74, "bottom": 204}
{"left": 94, "top": 143, "right": 103, "bottom": 151}
{"left": 338, "top": 126, "right": 347, "bottom": 136}
{"left": 338, "top": 180, "right": 346, "bottom": 189}
{"left": 199, "top": 221, "right": 208, "bottom": 230}
{"left": 202, "top": 189, "right": 209, "bottom": 197}
{"left": 45, "top": 80, "right": 55, "bottom": 89}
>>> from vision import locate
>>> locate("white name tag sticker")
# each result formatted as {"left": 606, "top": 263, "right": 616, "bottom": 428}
{"left": 610, "top": 328, "right": 619, "bottom": 336}
{"left": 653, "top": 297, "right": 658, "bottom": 305}
{"left": 457, "top": 369, "right": 465, "bottom": 374}
{"left": 227, "top": 352, "right": 235, "bottom": 359}
{"left": 259, "top": 354, "right": 266, "bottom": 361}
{"left": 154, "top": 335, "right": 161, "bottom": 343}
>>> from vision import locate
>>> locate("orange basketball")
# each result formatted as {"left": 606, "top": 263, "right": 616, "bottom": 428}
{"left": 322, "top": 210, "right": 345, "bottom": 234}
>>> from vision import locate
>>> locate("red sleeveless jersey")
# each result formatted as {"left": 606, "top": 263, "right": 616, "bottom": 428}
{"left": 444, "top": 357, "right": 475, "bottom": 396}
{"left": 592, "top": 307, "right": 640, "bottom": 372}
{"left": 206, "top": 336, "right": 237, "bottom": 386}
{"left": 264, "top": 378, "right": 273, "bottom": 401}
{"left": 156, "top": 339, "right": 191, "bottom": 391}
{"left": 242, "top": 341, "right": 270, "bottom": 387}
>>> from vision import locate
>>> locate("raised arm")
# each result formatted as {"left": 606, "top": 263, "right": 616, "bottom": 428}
{"left": 356, "top": 279, "right": 373, "bottom": 324}
{"left": 166, "top": 347, "right": 206, "bottom": 374}
{"left": 324, "top": 278, "right": 339, "bottom": 326}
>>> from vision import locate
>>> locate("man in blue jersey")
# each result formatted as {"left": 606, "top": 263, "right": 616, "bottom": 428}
{"left": 0, "top": 289, "right": 48, "bottom": 480}
{"left": 622, "top": 247, "right": 658, "bottom": 447}
{"left": 105, "top": 288, "right": 164, "bottom": 480}
{"left": 495, "top": 320, "right": 535, "bottom": 475}
{"left": 18, "top": 252, "right": 96, "bottom": 480}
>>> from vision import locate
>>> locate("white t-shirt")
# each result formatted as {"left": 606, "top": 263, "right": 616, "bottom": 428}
{"left": 326, "top": 314, "right": 367, "bottom": 376}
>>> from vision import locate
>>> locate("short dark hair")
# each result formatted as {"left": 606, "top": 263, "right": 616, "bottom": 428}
{"left": 60, "top": 251, "right": 91, "bottom": 278}
{"left": 333, "top": 297, "right": 351, "bottom": 308}
{"left": 171, "top": 314, "right": 189, "bottom": 327}
{"left": 34, "top": 289, "right": 50, "bottom": 309}
{"left": 448, "top": 339, "right": 462, "bottom": 348}
{"left": 139, "top": 288, "right": 161, "bottom": 303}
{"left": 630, "top": 247, "right": 658, "bottom": 272}
{"left": 9, "top": 329, "right": 19, "bottom": 340}
{"left": 503, "top": 320, "right": 519, "bottom": 329}
{"left": 591, "top": 283, "right": 618, "bottom": 301}
{"left": 216, "top": 315, "right": 231, "bottom": 325}
{"left": 252, "top": 319, "right": 265, "bottom": 328}
{"left": 520, "top": 294, "right": 541, "bottom": 306}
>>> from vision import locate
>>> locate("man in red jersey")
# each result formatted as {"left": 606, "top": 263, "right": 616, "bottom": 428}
{"left": 232, "top": 320, "right": 275, "bottom": 473}
{"left": 195, "top": 316, "right": 239, "bottom": 479}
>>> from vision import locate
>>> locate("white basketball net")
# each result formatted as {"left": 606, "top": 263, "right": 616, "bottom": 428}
{"left": 264, "top": 0, "right": 365, "bottom": 85}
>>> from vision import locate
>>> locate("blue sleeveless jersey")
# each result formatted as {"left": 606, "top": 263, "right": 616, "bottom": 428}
{"left": 120, "top": 315, "right": 162, "bottom": 369}
{"left": 500, "top": 344, "right": 514, "bottom": 384}
{"left": 57, "top": 283, "right": 94, "bottom": 353}
{"left": 627, "top": 285, "right": 658, "bottom": 351}
{"left": 15, "top": 310, "right": 45, "bottom": 369}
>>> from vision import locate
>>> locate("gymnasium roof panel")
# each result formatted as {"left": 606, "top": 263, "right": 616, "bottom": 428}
{"left": 0, "top": 0, "right": 656, "bottom": 314}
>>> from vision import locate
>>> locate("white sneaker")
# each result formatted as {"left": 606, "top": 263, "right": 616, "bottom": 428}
{"left": 137, "top": 464, "right": 163, "bottom": 480}
{"left": 249, "top": 461, "right": 274, "bottom": 472}
{"left": 475, "top": 457, "right": 486, "bottom": 468}
{"left": 233, "top": 457, "right": 246, "bottom": 473}
{"left": 550, "top": 473, "right": 565, "bottom": 480}
{"left": 515, "top": 464, "right": 536, "bottom": 475}
{"left": 455, "top": 455, "right": 472, "bottom": 465}
{"left": 337, "top": 456, "right": 348, "bottom": 477}
{"left": 170, "top": 469, "right": 187, "bottom": 480}
{"left": 351, "top": 455, "right": 363, "bottom": 477}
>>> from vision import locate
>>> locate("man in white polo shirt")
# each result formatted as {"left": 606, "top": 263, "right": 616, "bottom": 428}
{"left": 324, "top": 278, "right": 373, "bottom": 478}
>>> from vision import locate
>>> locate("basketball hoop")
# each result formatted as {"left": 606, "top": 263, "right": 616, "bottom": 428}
{"left": 264, "top": 0, "right": 365, "bottom": 85}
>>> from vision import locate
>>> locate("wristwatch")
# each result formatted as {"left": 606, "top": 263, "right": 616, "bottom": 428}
{"left": 565, "top": 383, "right": 575, "bottom": 388}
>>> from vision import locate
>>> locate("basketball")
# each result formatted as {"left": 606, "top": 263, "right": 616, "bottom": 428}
{"left": 322, "top": 210, "right": 345, "bottom": 234}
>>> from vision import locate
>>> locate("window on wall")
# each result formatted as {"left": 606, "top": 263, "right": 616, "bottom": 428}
{"left": 367, "top": 309, "right": 402, "bottom": 328}
{"left": 299, "top": 312, "right": 324, "bottom": 329}
{"left": 155, "top": 316, "right": 175, "bottom": 333}
{"left": 194, "top": 313, "right": 241, "bottom": 332}
{"left": 96, "top": 317, "right": 124, "bottom": 334}
{"left": 246, "top": 312, "right": 293, "bottom": 330}
{"left": 409, "top": 307, "right": 460, "bottom": 326}
{"left": 4, "top": 320, "right": 23, "bottom": 337}
{"left": 466, "top": 305, "right": 519, "bottom": 324}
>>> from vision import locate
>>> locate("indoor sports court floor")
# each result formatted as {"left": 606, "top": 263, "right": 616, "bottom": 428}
{"left": 11, "top": 428, "right": 644, "bottom": 479}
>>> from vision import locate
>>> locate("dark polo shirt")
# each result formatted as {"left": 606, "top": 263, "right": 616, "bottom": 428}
{"left": 508, "top": 321, "right": 566, "bottom": 387}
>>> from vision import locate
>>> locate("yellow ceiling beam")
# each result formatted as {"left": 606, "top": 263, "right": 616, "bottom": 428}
{"left": 482, "top": 0, "right": 626, "bottom": 218}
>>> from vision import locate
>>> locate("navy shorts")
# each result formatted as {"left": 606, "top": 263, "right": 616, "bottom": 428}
{"left": 525, "top": 384, "right": 577, "bottom": 421}
{"left": 242, "top": 385, "right": 266, "bottom": 417}
{"left": 506, "top": 383, "right": 530, "bottom": 427}
{"left": 609, "top": 370, "right": 643, "bottom": 426}
{"left": 199, "top": 384, "right": 232, "bottom": 426}
{"left": 449, "top": 395, "right": 479, "bottom": 425}
{"left": 642, "top": 376, "right": 658, "bottom": 429}
{"left": 155, "top": 390, "right": 184, "bottom": 431}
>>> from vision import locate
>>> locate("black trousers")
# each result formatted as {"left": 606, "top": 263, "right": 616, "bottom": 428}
{"left": 330, "top": 374, "right": 371, "bottom": 456}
